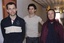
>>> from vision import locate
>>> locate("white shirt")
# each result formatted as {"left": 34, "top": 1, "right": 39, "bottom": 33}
{"left": 24, "top": 15, "right": 42, "bottom": 37}
{"left": 11, "top": 20, "right": 14, "bottom": 24}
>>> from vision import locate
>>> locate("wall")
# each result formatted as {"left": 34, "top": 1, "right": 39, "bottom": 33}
{"left": 0, "top": 0, "right": 4, "bottom": 43}
{"left": 0, "top": 0, "right": 3, "bottom": 22}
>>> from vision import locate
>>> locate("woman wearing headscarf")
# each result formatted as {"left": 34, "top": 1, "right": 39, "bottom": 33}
{"left": 40, "top": 9, "right": 64, "bottom": 43}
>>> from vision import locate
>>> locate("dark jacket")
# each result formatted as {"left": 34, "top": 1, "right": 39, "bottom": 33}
{"left": 40, "top": 20, "right": 64, "bottom": 43}
{"left": 1, "top": 15, "right": 25, "bottom": 43}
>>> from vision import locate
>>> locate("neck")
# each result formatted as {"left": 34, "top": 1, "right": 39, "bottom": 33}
{"left": 10, "top": 15, "right": 16, "bottom": 21}
{"left": 29, "top": 14, "right": 35, "bottom": 18}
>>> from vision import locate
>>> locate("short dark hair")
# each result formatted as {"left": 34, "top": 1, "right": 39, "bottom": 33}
{"left": 6, "top": 2, "right": 16, "bottom": 9}
{"left": 28, "top": 3, "right": 37, "bottom": 10}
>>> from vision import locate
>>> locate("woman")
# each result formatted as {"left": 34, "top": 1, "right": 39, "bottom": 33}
{"left": 40, "top": 9, "right": 64, "bottom": 43}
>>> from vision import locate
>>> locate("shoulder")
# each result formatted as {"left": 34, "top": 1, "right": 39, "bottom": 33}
{"left": 17, "top": 16, "right": 25, "bottom": 23}
{"left": 24, "top": 15, "right": 28, "bottom": 19}
{"left": 55, "top": 20, "right": 63, "bottom": 27}
{"left": 35, "top": 15, "right": 42, "bottom": 20}
{"left": 35, "top": 15, "right": 40, "bottom": 18}
{"left": 23, "top": 16, "right": 29, "bottom": 22}
{"left": 43, "top": 21, "right": 47, "bottom": 25}
{"left": 18, "top": 16, "right": 25, "bottom": 21}
{"left": 55, "top": 20, "right": 61, "bottom": 25}
{"left": 42, "top": 21, "right": 47, "bottom": 28}
{"left": 1, "top": 17, "right": 9, "bottom": 23}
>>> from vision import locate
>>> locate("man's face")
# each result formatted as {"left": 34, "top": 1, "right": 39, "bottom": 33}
{"left": 28, "top": 6, "right": 36, "bottom": 15}
{"left": 7, "top": 4, "right": 17, "bottom": 16}
{"left": 48, "top": 10, "right": 55, "bottom": 20}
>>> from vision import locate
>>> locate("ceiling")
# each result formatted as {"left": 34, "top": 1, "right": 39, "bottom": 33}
{"left": 33, "top": 0, "right": 64, "bottom": 9}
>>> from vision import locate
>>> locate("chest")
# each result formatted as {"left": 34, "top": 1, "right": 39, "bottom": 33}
{"left": 25, "top": 17, "right": 39, "bottom": 25}
{"left": 3, "top": 19, "right": 22, "bottom": 28}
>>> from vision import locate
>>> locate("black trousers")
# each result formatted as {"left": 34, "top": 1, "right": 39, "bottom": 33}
{"left": 26, "top": 37, "right": 39, "bottom": 43}
{"left": 3, "top": 40, "right": 22, "bottom": 43}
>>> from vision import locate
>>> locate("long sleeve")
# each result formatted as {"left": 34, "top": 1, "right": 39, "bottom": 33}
{"left": 58, "top": 24, "right": 64, "bottom": 43}
{"left": 40, "top": 23, "right": 48, "bottom": 43}
{"left": 1, "top": 20, "right": 5, "bottom": 38}
{"left": 22, "top": 20, "right": 26, "bottom": 42}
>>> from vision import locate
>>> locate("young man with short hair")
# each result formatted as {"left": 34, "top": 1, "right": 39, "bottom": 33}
{"left": 24, "top": 3, "right": 44, "bottom": 43}
{"left": 1, "top": 2, "right": 25, "bottom": 43}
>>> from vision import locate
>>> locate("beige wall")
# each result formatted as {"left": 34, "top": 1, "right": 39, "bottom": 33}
{"left": 0, "top": 0, "right": 3, "bottom": 43}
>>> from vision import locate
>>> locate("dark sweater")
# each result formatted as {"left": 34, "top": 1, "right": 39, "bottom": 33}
{"left": 1, "top": 15, "right": 25, "bottom": 43}
{"left": 46, "top": 22, "right": 60, "bottom": 43}
{"left": 40, "top": 20, "right": 64, "bottom": 43}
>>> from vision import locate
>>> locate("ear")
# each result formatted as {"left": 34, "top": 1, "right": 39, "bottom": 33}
{"left": 7, "top": 10, "right": 9, "bottom": 12}
{"left": 34, "top": 10, "right": 36, "bottom": 13}
{"left": 35, "top": 9, "right": 36, "bottom": 12}
{"left": 16, "top": 8, "right": 17, "bottom": 11}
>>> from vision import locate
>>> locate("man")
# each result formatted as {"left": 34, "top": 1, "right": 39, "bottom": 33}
{"left": 24, "top": 3, "right": 44, "bottom": 43}
{"left": 1, "top": 2, "right": 25, "bottom": 43}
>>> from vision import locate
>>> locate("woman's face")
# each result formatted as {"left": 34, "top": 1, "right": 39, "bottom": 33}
{"left": 48, "top": 10, "right": 55, "bottom": 20}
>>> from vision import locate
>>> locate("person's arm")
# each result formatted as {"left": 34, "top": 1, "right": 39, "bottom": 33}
{"left": 38, "top": 17, "right": 44, "bottom": 25}
{"left": 58, "top": 23, "right": 64, "bottom": 43}
{"left": 38, "top": 17, "right": 44, "bottom": 37}
{"left": 40, "top": 20, "right": 44, "bottom": 25}
{"left": 40, "top": 23, "right": 46, "bottom": 43}
{"left": 22, "top": 20, "right": 25, "bottom": 42}
{"left": 1, "top": 20, "right": 5, "bottom": 38}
